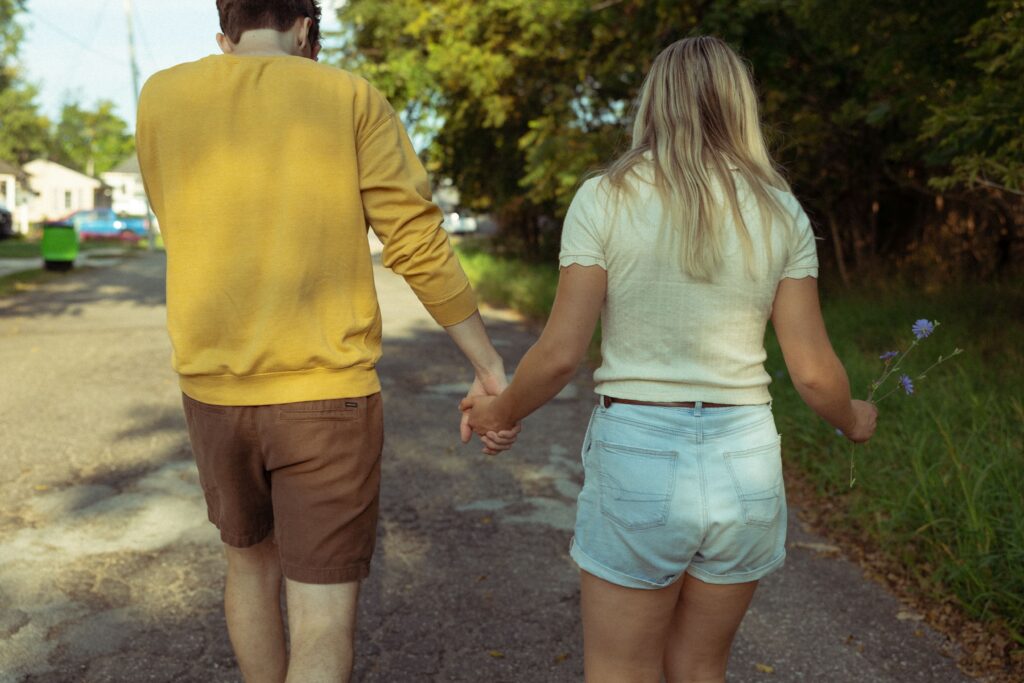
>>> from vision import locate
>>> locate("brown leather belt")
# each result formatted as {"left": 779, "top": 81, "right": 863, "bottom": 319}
{"left": 602, "top": 396, "right": 735, "bottom": 409}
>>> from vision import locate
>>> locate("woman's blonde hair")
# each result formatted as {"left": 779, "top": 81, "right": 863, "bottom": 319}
{"left": 603, "top": 36, "right": 793, "bottom": 280}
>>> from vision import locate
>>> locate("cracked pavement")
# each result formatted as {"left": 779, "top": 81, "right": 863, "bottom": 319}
{"left": 0, "top": 251, "right": 971, "bottom": 682}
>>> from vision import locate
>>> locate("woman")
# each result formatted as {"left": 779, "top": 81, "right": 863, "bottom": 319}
{"left": 462, "top": 36, "right": 878, "bottom": 682}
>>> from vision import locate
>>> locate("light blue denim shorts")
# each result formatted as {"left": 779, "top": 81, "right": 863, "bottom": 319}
{"left": 569, "top": 399, "right": 787, "bottom": 589}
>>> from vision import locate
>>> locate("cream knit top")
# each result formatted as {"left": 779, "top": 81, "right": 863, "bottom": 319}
{"left": 559, "top": 167, "right": 819, "bottom": 405}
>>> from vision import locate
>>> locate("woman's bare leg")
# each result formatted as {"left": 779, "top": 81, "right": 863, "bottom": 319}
{"left": 580, "top": 570, "right": 681, "bottom": 683}
{"left": 662, "top": 574, "right": 758, "bottom": 683}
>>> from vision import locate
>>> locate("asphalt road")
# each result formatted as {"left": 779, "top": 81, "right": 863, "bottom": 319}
{"left": 0, "top": 251, "right": 972, "bottom": 682}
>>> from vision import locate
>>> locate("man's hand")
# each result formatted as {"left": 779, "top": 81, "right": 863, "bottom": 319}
{"left": 460, "top": 374, "right": 520, "bottom": 454}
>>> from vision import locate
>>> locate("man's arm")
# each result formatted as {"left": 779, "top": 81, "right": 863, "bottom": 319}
{"left": 443, "top": 312, "right": 521, "bottom": 453}
{"left": 356, "top": 89, "right": 477, "bottom": 327}
{"left": 355, "top": 86, "right": 516, "bottom": 450}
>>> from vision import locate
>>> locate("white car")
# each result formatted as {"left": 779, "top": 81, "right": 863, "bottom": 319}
{"left": 445, "top": 210, "right": 478, "bottom": 234}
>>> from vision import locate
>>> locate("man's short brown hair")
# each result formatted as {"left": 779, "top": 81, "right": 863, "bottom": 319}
{"left": 216, "top": 0, "right": 322, "bottom": 46}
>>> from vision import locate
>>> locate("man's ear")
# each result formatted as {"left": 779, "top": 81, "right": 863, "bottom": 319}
{"left": 296, "top": 16, "right": 314, "bottom": 52}
{"left": 216, "top": 32, "right": 235, "bottom": 54}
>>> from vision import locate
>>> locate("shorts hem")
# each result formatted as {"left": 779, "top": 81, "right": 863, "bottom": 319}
{"left": 212, "top": 516, "right": 273, "bottom": 548}
{"left": 686, "top": 551, "right": 786, "bottom": 585}
{"left": 569, "top": 538, "right": 679, "bottom": 590}
{"left": 281, "top": 560, "right": 370, "bottom": 585}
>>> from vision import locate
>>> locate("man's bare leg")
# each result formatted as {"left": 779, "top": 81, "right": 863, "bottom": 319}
{"left": 284, "top": 579, "right": 360, "bottom": 683}
{"left": 224, "top": 536, "right": 287, "bottom": 683}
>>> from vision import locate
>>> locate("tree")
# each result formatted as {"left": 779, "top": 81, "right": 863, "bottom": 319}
{"left": 335, "top": 0, "right": 1019, "bottom": 276}
{"left": 50, "top": 100, "right": 135, "bottom": 176}
{"left": 0, "top": 0, "right": 50, "bottom": 165}
{"left": 923, "top": 0, "right": 1024, "bottom": 195}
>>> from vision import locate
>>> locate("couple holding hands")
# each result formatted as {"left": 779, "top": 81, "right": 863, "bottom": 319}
{"left": 137, "top": 1, "right": 877, "bottom": 681}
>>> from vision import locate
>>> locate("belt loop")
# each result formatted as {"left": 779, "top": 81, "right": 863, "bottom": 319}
{"left": 694, "top": 400, "right": 703, "bottom": 444}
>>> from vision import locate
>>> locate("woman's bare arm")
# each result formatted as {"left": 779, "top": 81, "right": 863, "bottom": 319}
{"left": 771, "top": 277, "right": 877, "bottom": 442}
{"left": 461, "top": 264, "right": 606, "bottom": 435}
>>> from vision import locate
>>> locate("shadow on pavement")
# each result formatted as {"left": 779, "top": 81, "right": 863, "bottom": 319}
{"left": 0, "top": 253, "right": 166, "bottom": 320}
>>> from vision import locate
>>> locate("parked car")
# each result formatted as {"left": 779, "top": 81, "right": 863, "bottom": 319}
{"left": 444, "top": 208, "right": 479, "bottom": 234}
{"left": 0, "top": 203, "right": 13, "bottom": 240}
{"left": 65, "top": 208, "right": 150, "bottom": 241}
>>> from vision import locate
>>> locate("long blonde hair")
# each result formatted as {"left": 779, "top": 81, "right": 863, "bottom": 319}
{"left": 603, "top": 36, "right": 793, "bottom": 280}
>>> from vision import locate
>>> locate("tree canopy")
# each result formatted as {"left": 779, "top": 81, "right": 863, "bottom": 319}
{"left": 0, "top": 1, "right": 135, "bottom": 176}
{"left": 335, "top": 0, "right": 1022, "bottom": 278}
{"left": 50, "top": 99, "right": 135, "bottom": 177}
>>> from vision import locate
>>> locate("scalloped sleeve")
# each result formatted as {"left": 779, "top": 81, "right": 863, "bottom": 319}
{"left": 782, "top": 204, "right": 819, "bottom": 280}
{"left": 559, "top": 179, "right": 608, "bottom": 269}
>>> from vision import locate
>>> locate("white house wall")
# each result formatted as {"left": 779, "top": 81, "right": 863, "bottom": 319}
{"left": 24, "top": 160, "right": 102, "bottom": 223}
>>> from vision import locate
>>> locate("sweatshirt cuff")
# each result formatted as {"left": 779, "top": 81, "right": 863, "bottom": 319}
{"left": 425, "top": 283, "right": 479, "bottom": 327}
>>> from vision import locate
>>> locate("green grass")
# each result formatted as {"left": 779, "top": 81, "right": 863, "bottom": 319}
{"left": 0, "top": 239, "right": 42, "bottom": 258}
{"left": 456, "top": 242, "right": 1024, "bottom": 644}
{"left": 767, "top": 280, "right": 1024, "bottom": 644}
{"left": 455, "top": 242, "right": 560, "bottom": 320}
{"left": 0, "top": 268, "right": 70, "bottom": 297}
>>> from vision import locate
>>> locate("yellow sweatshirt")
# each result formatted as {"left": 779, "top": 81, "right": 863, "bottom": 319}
{"left": 136, "top": 54, "right": 477, "bottom": 405}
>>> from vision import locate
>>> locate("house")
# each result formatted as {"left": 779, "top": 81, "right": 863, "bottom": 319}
{"left": 23, "top": 159, "right": 102, "bottom": 224}
{"left": 101, "top": 155, "right": 149, "bottom": 216}
{"left": 0, "top": 158, "right": 32, "bottom": 234}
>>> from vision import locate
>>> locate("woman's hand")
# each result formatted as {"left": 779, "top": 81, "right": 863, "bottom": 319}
{"left": 461, "top": 394, "right": 520, "bottom": 455}
{"left": 843, "top": 400, "right": 878, "bottom": 443}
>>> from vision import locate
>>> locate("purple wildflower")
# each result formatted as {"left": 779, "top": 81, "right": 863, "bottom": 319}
{"left": 879, "top": 351, "right": 899, "bottom": 361}
{"left": 912, "top": 319, "right": 934, "bottom": 340}
{"left": 899, "top": 374, "right": 914, "bottom": 395}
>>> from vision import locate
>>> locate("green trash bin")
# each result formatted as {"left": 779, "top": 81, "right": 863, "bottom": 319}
{"left": 41, "top": 221, "right": 79, "bottom": 271}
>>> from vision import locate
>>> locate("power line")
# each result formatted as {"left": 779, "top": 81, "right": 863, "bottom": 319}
{"left": 130, "top": 0, "right": 159, "bottom": 68}
{"left": 64, "top": 0, "right": 115, "bottom": 89}
{"left": 28, "top": 12, "right": 127, "bottom": 68}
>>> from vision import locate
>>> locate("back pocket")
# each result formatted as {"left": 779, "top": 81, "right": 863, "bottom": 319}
{"left": 723, "top": 440, "right": 782, "bottom": 527}
{"left": 596, "top": 440, "right": 677, "bottom": 530}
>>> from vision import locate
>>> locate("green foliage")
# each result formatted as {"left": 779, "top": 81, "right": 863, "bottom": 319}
{"left": 336, "top": 0, "right": 1020, "bottom": 275}
{"left": 0, "top": 81, "right": 49, "bottom": 165}
{"left": 923, "top": 0, "right": 1024, "bottom": 193}
{"left": 766, "top": 279, "right": 1024, "bottom": 642}
{"left": 454, "top": 241, "right": 559, "bottom": 320}
{"left": 0, "top": 2, "right": 134, "bottom": 174}
{"left": 50, "top": 100, "right": 135, "bottom": 176}
{"left": 0, "top": 0, "right": 49, "bottom": 165}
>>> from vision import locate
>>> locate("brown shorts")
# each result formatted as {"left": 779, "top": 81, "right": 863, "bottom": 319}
{"left": 182, "top": 392, "right": 383, "bottom": 584}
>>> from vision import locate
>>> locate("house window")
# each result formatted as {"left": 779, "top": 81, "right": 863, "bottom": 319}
{"left": 65, "top": 191, "right": 73, "bottom": 210}
{"left": 0, "top": 179, "right": 8, "bottom": 198}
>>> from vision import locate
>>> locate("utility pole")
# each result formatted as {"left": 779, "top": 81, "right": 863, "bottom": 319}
{"left": 123, "top": 0, "right": 156, "bottom": 251}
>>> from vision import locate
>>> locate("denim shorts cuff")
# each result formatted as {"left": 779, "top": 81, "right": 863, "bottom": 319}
{"left": 570, "top": 538, "right": 678, "bottom": 590}
{"left": 686, "top": 551, "right": 786, "bottom": 585}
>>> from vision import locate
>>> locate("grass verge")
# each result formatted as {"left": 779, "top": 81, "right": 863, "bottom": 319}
{"left": 455, "top": 242, "right": 1023, "bottom": 674}
{"left": 0, "top": 268, "right": 72, "bottom": 297}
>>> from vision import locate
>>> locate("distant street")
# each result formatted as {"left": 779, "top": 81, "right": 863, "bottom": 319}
{"left": 0, "top": 252, "right": 970, "bottom": 682}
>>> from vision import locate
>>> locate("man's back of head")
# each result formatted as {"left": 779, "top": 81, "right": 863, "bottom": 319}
{"left": 216, "top": 0, "right": 322, "bottom": 58}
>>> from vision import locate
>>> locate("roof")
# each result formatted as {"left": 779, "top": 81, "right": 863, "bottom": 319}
{"left": 0, "top": 158, "right": 24, "bottom": 177}
{"left": 109, "top": 155, "right": 140, "bottom": 175}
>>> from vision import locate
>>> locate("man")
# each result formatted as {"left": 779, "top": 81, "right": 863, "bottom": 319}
{"left": 136, "top": 2, "right": 514, "bottom": 680}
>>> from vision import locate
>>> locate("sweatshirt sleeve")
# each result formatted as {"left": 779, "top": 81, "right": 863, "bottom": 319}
{"left": 356, "top": 87, "right": 477, "bottom": 327}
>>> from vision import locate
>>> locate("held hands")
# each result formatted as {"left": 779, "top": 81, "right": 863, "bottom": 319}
{"left": 459, "top": 373, "right": 521, "bottom": 455}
